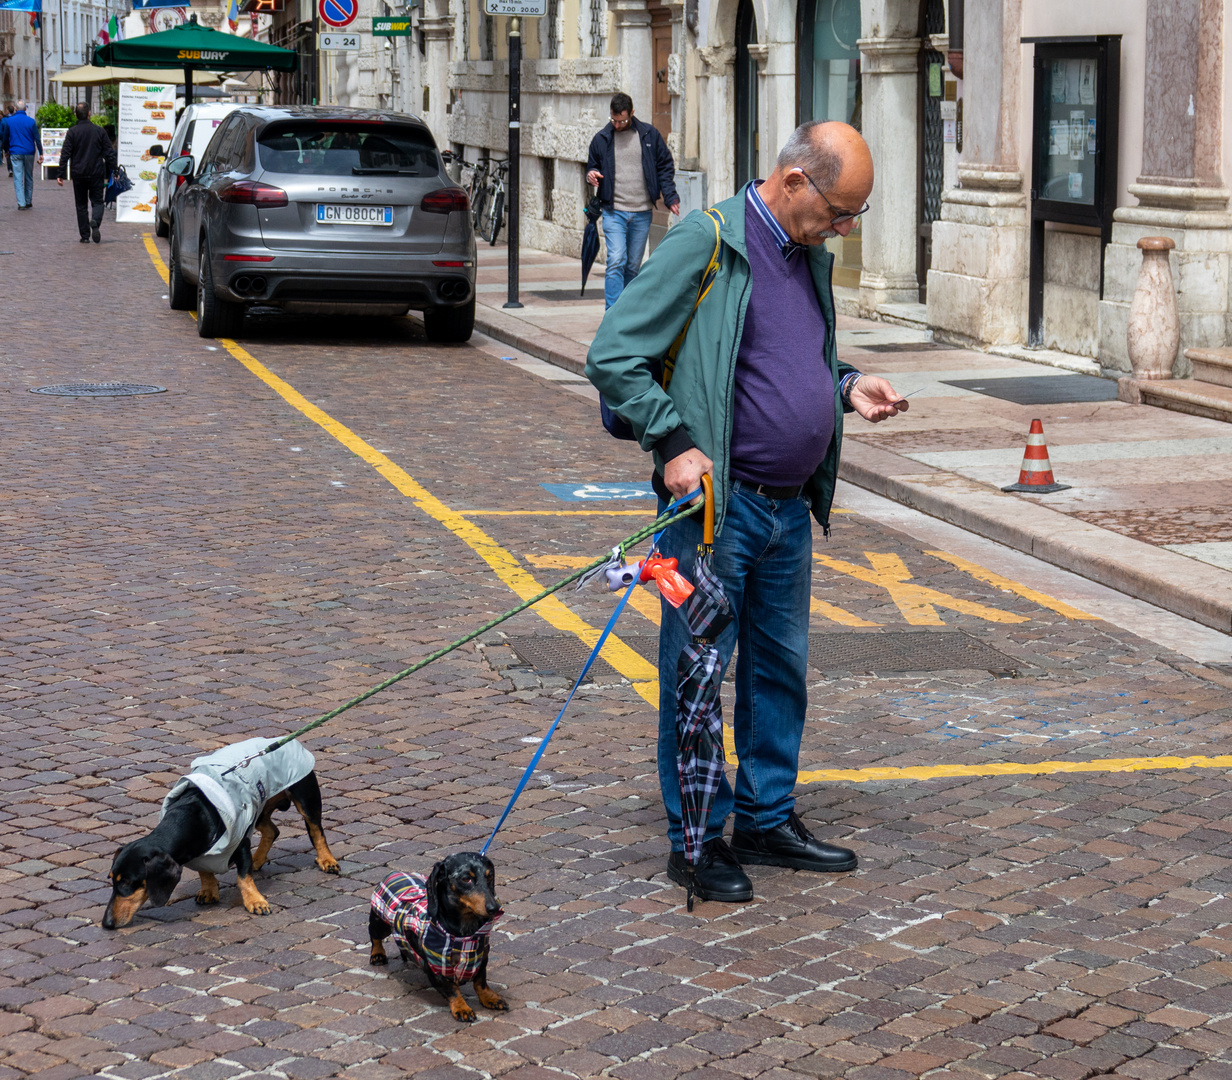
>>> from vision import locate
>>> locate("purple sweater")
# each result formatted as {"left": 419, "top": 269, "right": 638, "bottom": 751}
{"left": 728, "top": 194, "right": 835, "bottom": 487}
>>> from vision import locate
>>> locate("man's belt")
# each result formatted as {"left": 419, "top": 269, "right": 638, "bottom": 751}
{"left": 739, "top": 481, "right": 803, "bottom": 500}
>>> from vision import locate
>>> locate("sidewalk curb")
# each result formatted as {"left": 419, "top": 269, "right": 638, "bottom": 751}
{"left": 473, "top": 304, "right": 588, "bottom": 377}
{"left": 839, "top": 440, "right": 1232, "bottom": 635}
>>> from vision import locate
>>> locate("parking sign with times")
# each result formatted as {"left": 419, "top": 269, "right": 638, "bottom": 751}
{"left": 318, "top": 32, "right": 360, "bottom": 50}
{"left": 483, "top": 0, "right": 546, "bottom": 14}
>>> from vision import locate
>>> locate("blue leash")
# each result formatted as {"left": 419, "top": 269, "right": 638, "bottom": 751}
{"left": 480, "top": 488, "right": 699, "bottom": 856}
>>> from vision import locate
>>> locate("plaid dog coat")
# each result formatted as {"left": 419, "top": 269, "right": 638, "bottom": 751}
{"left": 371, "top": 870, "right": 501, "bottom": 982}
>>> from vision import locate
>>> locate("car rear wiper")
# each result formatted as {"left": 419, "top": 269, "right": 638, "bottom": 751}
{"left": 351, "top": 166, "right": 422, "bottom": 175}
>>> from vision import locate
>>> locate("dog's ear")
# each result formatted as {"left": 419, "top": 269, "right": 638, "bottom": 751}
{"left": 424, "top": 861, "right": 447, "bottom": 922}
{"left": 144, "top": 852, "right": 182, "bottom": 908}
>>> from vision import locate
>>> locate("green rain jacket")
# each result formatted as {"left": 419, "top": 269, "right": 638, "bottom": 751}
{"left": 585, "top": 183, "right": 859, "bottom": 538}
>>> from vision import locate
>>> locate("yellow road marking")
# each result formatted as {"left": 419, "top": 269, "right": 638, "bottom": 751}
{"left": 525, "top": 554, "right": 661, "bottom": 626}
{"left": 798, "top": 754, "right": 1232, "bottom": 785}
{"left": 815, "top": 551, "right": 1029, "bottom": 625}
{"left": 463, "top": 510, "right": 653, "bottom": 517}
{"left": 811, "top": 596, "right": 880, "bottom": 627}
{"left": 144, "top": 234, "right": 169, "bottom": 284}
{"left": 142, "top": 235, "right": 659, "bottom": 706}
{"left": 925, "top": 550, "right": 1099, "bottom": 620}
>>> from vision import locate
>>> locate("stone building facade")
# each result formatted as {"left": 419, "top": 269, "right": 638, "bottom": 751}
{"left": 928, "top": 0, "right": 1232, "bottom": 377}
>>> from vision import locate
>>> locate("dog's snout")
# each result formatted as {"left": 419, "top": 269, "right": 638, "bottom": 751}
{"left": 101, "top": 904, "right": 116, "bottom": 930}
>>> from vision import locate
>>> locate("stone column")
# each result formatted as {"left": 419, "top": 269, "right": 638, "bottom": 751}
{"left": 926, "top": 0, "right": 1028, "bottom": 344}
{"left": 857, "top": 34, "right": 920, "bottom": 312}
{"left": 1098, "top": 0, "right": 1230, "bottom": 377}
{"left": 420, "top": 0, "right": 453, "bottom": 146}
{"left": 610, "top": 0, "right": 653, "bottom": 111}
{"left": 697, "top": 43, "right": 735, "bottom": 202}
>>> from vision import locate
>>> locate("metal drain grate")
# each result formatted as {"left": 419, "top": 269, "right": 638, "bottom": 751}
{"left": 940, "top": 375, "right": 1117, "bottom": 405}
{"left": 31, "top": 382, "right": 167, "bottom": 397}
{"left": 810, "top": 631, "right": 1022, "bottom": 674}
{"left": 506, "top": 635, "right": 659, "bottom": 681}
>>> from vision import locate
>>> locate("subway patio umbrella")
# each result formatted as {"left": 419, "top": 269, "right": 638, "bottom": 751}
{"left": 674, "top": 474, "right": 734, "bottom": 911}
{"left": 93, "top": 20, "right": 296, "bottom": 107}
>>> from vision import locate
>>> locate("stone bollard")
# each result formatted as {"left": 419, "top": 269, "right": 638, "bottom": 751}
{"left": 1126, "top": 236, "right": 1180, "bottom": 380}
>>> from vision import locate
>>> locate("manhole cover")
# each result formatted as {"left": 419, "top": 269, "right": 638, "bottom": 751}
{"left": 940, "top": 375, "right": 1117, "bottom": 405}
{"left": 809, "top": 631, "right": 1023, "bottom": 675}
{"left": 31, "top": 382, "right": 167, "bottom": 397}
{"left": 506, "top": 635, "right": 660, "bottom": 682}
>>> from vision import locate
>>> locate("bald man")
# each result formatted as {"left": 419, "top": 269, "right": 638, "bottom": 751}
{"left": 587, "top": 121, "right": 907, "bottom": 905}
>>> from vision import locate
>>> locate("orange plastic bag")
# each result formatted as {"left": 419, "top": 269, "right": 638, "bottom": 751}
{"left": 640, "top": 556, "right": 694, "bottom": 608}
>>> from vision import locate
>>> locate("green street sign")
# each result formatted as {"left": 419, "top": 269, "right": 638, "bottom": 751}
{"left": 373, "top": 15, "right": 414, "bottom": 35}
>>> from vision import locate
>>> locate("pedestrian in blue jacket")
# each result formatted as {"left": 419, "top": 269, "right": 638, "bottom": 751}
{"left": 3, "top": 102, "right": 43, "bottom": 210}
{"left": 586, "top": 93, "right": 680, "bottom": 309}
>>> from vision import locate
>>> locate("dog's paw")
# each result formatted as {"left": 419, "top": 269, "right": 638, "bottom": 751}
{"left": 195, "top": 889, "right": 219, "bottom": 906}
{"left": 244, "top": 898, "right": 272, "bottom": 916}
{"left": 477, "top": 987, "right": 508, "bottom": 1012}
{"left": 316, "top": 855, "right": 340, "bottom": 875}
{"left": 369, "top": 952, "right": 388, "bottom": 967}
{"left": 450, "top": 999, "right": 477, "bottom": 1023}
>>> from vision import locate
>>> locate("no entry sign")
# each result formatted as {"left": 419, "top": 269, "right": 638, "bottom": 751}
{"left": 319, "top": 0, "right": 356, "bottom": 29}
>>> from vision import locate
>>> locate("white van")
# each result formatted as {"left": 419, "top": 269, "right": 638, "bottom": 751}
{"left": 154, "top": 102, "right": 244, "bottom": 237}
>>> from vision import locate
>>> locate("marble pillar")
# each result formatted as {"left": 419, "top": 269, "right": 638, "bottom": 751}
{"left": 926, "top": 0, "right": 1028, "bottom": 344}
{"left": 610, "top": 0, "right": 653, "bottom": 111}
{"left": 420, "top": 0, "right": 453, "bottom": 143}
{"left": 697, "top": 43, "right": 736, "bottom": 202}
{"left": 857, "top": 34, "right": 921, "bottom": 311}
{"left": 1098, "top": 0, "right": 1230, "bottom": 378}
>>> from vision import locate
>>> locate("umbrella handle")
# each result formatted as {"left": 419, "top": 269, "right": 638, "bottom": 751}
{"left": 701, "top": 473, "right": 714, "bottom": 547}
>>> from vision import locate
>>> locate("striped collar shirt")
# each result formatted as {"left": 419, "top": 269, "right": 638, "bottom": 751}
{"left": 747, "top": 180, "right": 806, "bottom": 261}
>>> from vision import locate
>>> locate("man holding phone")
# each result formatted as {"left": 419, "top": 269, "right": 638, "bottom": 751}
{"left": 587, "top": 121, "right": 907, "bottom": 905}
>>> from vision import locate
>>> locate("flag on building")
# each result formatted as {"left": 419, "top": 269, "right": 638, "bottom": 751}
{"left": 227, "top": 0, "right": 238, "bottom": 31}
{"left": 98, "top": 12, "right": 121, "bottom": 44}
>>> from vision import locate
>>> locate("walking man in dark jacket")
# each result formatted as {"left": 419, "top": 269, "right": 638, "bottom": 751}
{"left": 55, "top": 104, "right": 116, "bottom": 244}
{"left": 586, "top": 93, "right": 680, "bottom": 309}
{"left": 3, "top": 102, "right": 44, "bottom": 210}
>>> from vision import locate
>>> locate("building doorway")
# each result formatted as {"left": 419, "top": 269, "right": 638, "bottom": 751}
{"left": 734, "top": 0, "right": 758, "bottom": 190}
{"left": 797, "top": 0, "right": 863, "bottom": 288}
{"left": 917, "top": 0, "right": 946, "bottom": 302}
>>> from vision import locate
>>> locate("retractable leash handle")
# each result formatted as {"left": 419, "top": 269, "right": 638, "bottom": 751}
{"left": 480, "top": 486, "right": 704, "bottom": 856}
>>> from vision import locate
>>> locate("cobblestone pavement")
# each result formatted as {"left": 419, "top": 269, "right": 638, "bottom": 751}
{"left": 3, "top": 187, "right": 1232, "bottom": 1080}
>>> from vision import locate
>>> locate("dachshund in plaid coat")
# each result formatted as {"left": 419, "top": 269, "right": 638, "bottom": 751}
{"left": 369, "top": 852, "right": 506, "bottom": 1022}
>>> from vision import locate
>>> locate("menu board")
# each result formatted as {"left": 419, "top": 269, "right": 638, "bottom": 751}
{"left": 41, "top": 128, "right": 68, "bottom": 173}
{"left": 116, "top": 82, "right": 175, "bottom": 223}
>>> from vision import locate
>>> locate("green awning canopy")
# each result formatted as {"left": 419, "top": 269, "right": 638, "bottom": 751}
{"left": 93, "top": 21, "right": 298, "bottom": 74}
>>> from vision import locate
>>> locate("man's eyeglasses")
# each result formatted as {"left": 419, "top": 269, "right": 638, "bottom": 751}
{"left": 794, "top": 168, "right": 870, "bottom": 225}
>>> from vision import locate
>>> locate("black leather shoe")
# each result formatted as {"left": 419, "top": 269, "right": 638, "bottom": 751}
{"left": 667, "top": 837, "right": 753, "bottom": 903}
{"left": 731, "top": 812, "right": 858, "bottom": 873}
{"left": 91, "top": 225, "right": 101, "bottom": 243}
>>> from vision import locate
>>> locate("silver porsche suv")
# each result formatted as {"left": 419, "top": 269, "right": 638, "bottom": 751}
{"left": 164, "top": 105, "right": 476, "bottom": 341}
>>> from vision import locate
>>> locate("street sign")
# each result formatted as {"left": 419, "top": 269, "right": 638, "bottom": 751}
{"left": 483, "top": 0, "right": 546, "bottom": 14}
{"left": 318, "top": 0, "right": 357, "bottom": 29}
{"left": 318, "top": 31, "right": 360, "bottom": 50}
{"left": 372, "top": 15, "right": 413, "bottom": 35}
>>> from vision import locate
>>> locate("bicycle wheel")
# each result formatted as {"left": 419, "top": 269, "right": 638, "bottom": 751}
{"left": 483, "top": 189, "right": 504, "bottom": 245}
{"left": 471, "top": 180, "right": 490, "bottom": 235}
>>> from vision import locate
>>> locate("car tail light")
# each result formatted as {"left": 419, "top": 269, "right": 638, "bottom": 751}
{"left": 433, "top": 260, "right": 465, "bottom": 267}
{"left": 421, "top": 187, "right": 469, "bottom": 214}
{"left": 224, "top": 254, "right": 275, "bottom": 262}
{"left": 220, "top": 181, "right": 289, "bottom": 208}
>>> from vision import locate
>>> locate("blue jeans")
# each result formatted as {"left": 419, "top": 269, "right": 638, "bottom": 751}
{"left": 602, "top": 208, "right": 653, "bottom": 309}
{"left": 11, "top": 154, "right": 34, "bottom": 207}
{"left": 656, "top": 481, "right": 813, "bottom": 852}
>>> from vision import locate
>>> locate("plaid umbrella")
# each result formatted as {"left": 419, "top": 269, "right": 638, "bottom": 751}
{"left": 675, "top": 474, "right": 733, "bottom": 910}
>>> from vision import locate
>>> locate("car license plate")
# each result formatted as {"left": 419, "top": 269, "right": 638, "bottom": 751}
{"left": 317, "top": 204, "right": 394, "bottom": 226}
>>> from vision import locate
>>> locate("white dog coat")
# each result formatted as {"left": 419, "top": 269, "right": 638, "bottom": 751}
{"left": 162, "top": 738, "right": 315, "bottom": 875}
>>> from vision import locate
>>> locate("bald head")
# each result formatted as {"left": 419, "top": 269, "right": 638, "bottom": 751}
{"left": 759, "top": 121, "right": 874, "bottom": 246}
{"left": 15, "top": 101, "right": 25, "bottom": 112}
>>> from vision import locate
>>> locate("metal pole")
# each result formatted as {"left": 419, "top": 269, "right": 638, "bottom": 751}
{"left": 503, "top": 15, "right": 521, "bottom": 309}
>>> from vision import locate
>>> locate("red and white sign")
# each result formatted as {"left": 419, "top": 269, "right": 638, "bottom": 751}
{"left": 318, "top": 0, "right": 356, "bottom": 28}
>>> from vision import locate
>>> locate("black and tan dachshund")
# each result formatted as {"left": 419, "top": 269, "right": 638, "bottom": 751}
{"left": 369, "top": 852, "right": 507, "bottom": 1022}
{"left": 103, "top": 770, "right": 339, "bottom": 929}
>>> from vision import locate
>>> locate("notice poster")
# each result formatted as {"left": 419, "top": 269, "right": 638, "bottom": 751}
{"left": 41, "top": 128, "right": 67, "bottom": 173}
{"left": 116, "top": 81, "right": 174, "bottom": 223}
{"left": 1069, "top": 110, "right": 1086, "bottom": 161}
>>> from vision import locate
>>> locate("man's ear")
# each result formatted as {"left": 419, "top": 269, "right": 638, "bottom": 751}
{"left": 425, "top": 862, "right": 446, "bottom": 921}
{"left": 144, "top": 852, "right": 182, "bottom": 908}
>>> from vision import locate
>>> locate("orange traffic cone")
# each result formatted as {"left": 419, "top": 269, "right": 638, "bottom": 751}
{"left": 1001, "top": 419, "right": 1071, "bottom": 493}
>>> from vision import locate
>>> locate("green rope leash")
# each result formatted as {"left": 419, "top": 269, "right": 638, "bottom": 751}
{"left": 224, "top": 499, "right": 703, "bottom": 774}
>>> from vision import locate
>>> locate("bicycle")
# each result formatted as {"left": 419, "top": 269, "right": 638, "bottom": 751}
{"left": 442, "top": 151, "right": 508, "bottom": 244}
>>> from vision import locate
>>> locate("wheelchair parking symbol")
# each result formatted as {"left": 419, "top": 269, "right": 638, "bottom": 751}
{"left": 541, "top": 482, "right": 657, "bottom": 502}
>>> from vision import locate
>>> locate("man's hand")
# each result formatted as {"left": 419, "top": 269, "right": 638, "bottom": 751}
{"left": 36, "top": 155, "right": 43, "bottom": 165}
{"left": 848, "top": 375, "right": 909, "bottom": 423}
{"left": 669, "top": 201, "right": 681, "bottom": 217}
{"left": 663, "top": 449, "right": 713, "bottom": 504}
{"left": 586, "top": 169, "right": 603, "bottom": 187}
{"left": 56, "top": 177, "right": 63, "bottom": 187}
